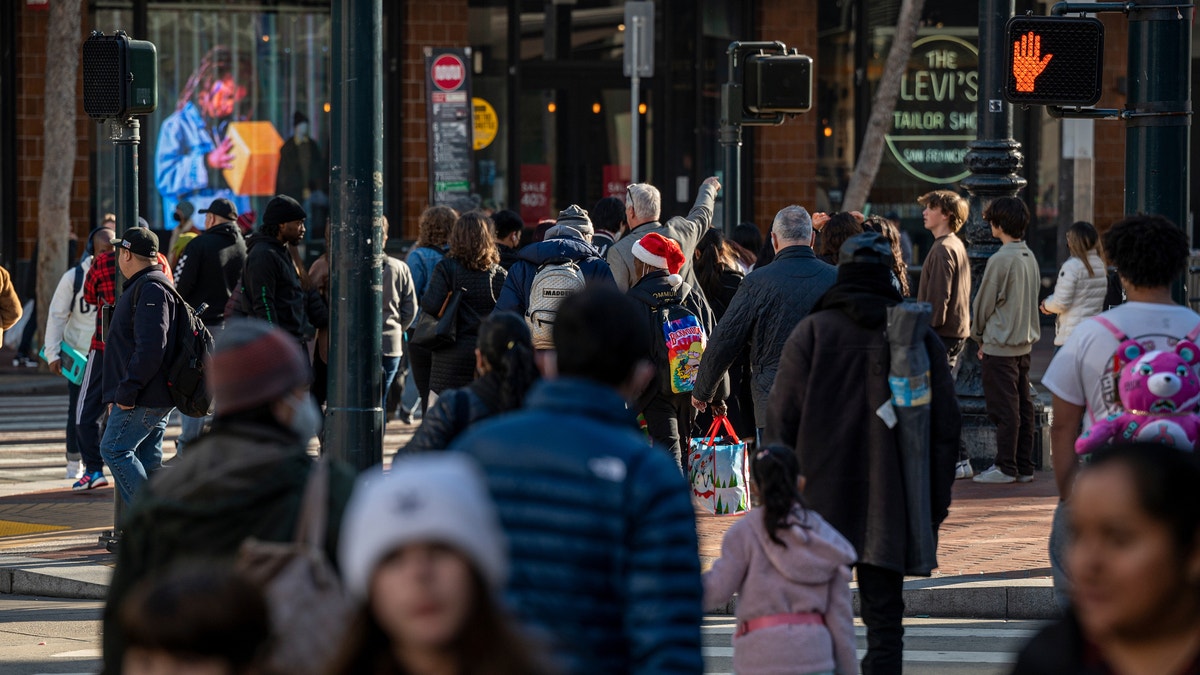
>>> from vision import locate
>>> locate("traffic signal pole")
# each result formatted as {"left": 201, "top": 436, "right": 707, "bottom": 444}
{"left": 326, "top": 0, "right": 384, "bottom": 471}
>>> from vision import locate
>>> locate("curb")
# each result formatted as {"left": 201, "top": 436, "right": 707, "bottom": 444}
{"left": 0, "top": 558, "right": 111, "bottom": 600}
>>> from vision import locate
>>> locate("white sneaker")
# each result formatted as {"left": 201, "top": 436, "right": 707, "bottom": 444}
{"left": 972, "top": 465, "right": 1015, "bottom": 484}
{"left": 954, "top": 459, "right": 974, "bottom": 480}
{"left": 65, "top": 459, "right": 82, "bottom": 480}
{"left": 1015, "top": 473, "right": 1035, "bottom": 483}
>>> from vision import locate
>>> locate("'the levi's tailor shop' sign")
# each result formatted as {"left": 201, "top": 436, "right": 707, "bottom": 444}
{"left": 884, "top": 34, "right": 979, "bottom": 185}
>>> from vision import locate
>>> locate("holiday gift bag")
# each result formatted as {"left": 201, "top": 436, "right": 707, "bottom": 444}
{"left": 688, "top": 415, "right": 751, "bottom": 516}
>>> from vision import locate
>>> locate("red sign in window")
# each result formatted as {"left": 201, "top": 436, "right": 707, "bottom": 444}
{"left": 519, "top": 164, "right": 553, "bottom": 225}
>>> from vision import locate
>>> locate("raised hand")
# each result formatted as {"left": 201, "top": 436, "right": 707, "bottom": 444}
{"left": 1013, "top": 31, "right": 1052, "bottom": 93}
{"left": 206, "top": 137, "right": 236, "bottom": 170}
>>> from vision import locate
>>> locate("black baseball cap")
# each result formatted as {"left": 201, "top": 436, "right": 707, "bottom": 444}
{"left": 112, "top": 227, "right": 160, "bottom": 258}
{"left": 199, "top": 198, "right": 238, "bottom": 220}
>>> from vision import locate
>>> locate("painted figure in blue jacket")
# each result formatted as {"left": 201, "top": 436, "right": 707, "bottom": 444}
{"left": 155, "top": 46, "right": 252, "bottom": 230}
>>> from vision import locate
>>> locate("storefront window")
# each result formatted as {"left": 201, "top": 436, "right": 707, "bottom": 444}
{"left": 91, "top": 3, "right": 331, "bottom": 232}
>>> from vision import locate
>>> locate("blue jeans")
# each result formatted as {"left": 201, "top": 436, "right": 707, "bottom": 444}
{"left": 382, "top": 355, "right": 402, "bottom": 408}
{"left": 100, "top": 405, "right": 173, "bottom": 504}
{"left": 176, "top": 413, "right": 209, "bottom": 455}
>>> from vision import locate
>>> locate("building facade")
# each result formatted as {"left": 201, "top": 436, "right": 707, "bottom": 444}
{"left": 0, "top": 0, "right": 1187, "bottom": 286}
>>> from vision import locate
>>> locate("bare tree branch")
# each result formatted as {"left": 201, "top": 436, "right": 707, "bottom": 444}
{"left": 842, "top": 0, "right": 926, "bottom": 213}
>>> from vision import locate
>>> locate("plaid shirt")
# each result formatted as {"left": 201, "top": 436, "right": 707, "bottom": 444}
{"left": 83, "top": 251, "right": 174, "bottom": 352}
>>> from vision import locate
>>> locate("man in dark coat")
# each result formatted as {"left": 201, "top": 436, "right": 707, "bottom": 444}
{"left": 101, "top": 319, "right": 355, "bottom": 675}
{"left": 173, "top": 197, "right": 247, "bottom": 453}
{"left": 100, "top": 227, "right": 178, "bottom": 506}
{"left": 449, "top": 288, "right": 703, "bottom": 674}
{"left": 627, "top": 232, "right": 718, "bottom": 468}
{"left": 766, "top": 233, "right": 960, "bottom": 675}
{"left": 492, "top": 208, "right": 524, "bottom": 271}
{"left": 495, "top": 204, "right": 615, "bottom": 315}
{"left": 692, "top": 205, "right": 836, "bottom": 442}
{"left": 243, "top": 194, "right": 310, "bottom": 344}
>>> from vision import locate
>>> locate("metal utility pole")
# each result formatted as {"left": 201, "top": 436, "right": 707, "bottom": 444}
{"left": 624, "top": 2, "right": 654, "bottom": 185}
{"left": 326, "top": 0, "right": 384, "bottom": 471}
{"left": 630, "top": 15, "right": 641, "bottom": 184}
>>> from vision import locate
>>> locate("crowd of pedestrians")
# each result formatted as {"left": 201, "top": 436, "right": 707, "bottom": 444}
{"left": 10, "top": 174, "right": 1200, "bottom": 674}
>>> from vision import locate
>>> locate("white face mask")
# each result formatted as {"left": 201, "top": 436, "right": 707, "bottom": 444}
{"left": 282, "top": 392, "right": 322, "bottom": 440}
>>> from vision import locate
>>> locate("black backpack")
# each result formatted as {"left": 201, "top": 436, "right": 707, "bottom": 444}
{"left": 133, "top": 278, "right": 216, "bottom": 417}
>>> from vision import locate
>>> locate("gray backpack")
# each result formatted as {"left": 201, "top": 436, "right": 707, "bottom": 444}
{"left": 526, "top": 257, "right": 586, "bottom": 350}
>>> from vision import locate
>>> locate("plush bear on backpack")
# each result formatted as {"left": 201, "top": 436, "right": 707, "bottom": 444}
{"left": 1076, "top": 339, "right": 1200, "bottom": 457}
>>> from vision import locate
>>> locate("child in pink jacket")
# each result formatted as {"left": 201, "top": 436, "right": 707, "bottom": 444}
{"left": 703, "top": 446, "right": 858, "bottom": 675}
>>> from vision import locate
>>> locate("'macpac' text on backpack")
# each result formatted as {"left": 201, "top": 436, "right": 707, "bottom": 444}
{"left": 526, "top": 257, "right": 587, "bottom": 350}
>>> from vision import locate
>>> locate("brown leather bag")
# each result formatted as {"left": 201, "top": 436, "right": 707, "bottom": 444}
{"left": 235, "top": 459, "right": 352, "bottom": 675}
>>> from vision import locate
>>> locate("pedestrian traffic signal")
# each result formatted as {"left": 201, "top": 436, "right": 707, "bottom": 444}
{"left": 1004, "top": 16, "right": 1104, "bottom": 107}
{"left": 82, "top": 31, "right": 158, "bottom": 120}
{"left": 744, "top": 53, "right": 813, "bottom": 114}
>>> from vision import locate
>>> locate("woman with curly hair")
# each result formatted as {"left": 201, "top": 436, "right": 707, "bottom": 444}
{"left": 420, "top": 212, "right": 507, "bottom": 393}
{"left": 814, "top": 212, "right": 863, "bottom": 266}
{"left": 406, "top": 206, "right": 457, "bottom": 411}
{"left": 864, "top": 215, "right": 911, "bottom": 296}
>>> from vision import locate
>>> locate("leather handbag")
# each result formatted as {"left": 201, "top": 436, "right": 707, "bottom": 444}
{"left": 411, "top": 285, "right": 464, "bottom": 350}
{"left": 234, "top": 459, "right": 352, "bottom": 675}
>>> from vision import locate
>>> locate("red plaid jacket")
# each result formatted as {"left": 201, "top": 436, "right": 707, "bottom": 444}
{"left": 83, "top": 251, "right": 174, "bottom": 352}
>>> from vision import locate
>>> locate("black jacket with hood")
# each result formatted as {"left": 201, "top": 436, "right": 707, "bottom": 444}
{"left": 173, "top": 221, "right": 247, "bottom": 325}
{"left": 242, "top": 234, "right": 308, "bottom": 341}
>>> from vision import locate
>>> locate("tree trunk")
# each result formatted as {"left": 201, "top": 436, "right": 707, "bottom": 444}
{"left": 841, "top": 0, "right": 926, "bottom": 213}
{"left": 35, "top": 0, "right": 82, "bottom": 360}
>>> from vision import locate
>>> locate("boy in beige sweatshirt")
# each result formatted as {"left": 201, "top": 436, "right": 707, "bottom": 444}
{"left": 971, "top": 196, "right": 1041, "bottom": 483}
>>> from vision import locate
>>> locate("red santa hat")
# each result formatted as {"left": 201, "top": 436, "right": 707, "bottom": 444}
{"left": 632, "top": 232, "right": 686, "bottom": 284}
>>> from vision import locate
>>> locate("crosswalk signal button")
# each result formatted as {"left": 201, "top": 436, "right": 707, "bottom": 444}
{"left": 1004, "top": 16, "right": 1104, "bottom": 107}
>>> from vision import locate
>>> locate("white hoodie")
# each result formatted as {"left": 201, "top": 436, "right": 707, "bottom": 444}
{"left": 42, "top": 256, "right": 96, "bottom": 362}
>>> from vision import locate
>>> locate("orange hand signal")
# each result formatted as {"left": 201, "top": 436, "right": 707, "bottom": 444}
{"left": 1013, "top": 31, "right": 1053, "bottom": 93}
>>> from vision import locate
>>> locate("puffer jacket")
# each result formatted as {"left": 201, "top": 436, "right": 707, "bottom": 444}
{"left": 1042, "top": 250, "right": 1107, "bottom": 345}
{"left": 704, "top": 507, "right": 858, "bottom": 675}
{"left": 495, "top": 232, "right": 615, "bottom": 315}
{"left": 101, "top": 421, "right": 357, "bottom": 675}
{"left": 420, "top": 257, "right": 506, "bottom": 393}
{"left": 450, "top": 377, "right": 704, "bottom": 675}
{"left": 399, "top": 374, "right": 504, "bottom": 454}
{"left": 692, "top": 245, "right": 837, "bottom": 422}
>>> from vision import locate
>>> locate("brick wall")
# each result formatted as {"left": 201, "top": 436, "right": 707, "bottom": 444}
{"left": 400, "top": 1, "right": 469, "bottom": 239}
{"left": 1093, "top": 15, "right": 1127, "bottom": 231}
{"left": 15, "top": 0, "right": 91, "bottom": 260}
{"left": 751, "top": 0, "right": 819, "bottom": 233}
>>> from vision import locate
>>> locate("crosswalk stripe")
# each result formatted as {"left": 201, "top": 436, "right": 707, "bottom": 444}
{"left": 701, "top": 646, "right": 1017, "bottom": 663}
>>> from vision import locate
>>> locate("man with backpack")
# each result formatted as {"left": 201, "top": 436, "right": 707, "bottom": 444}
{"left": 627, "top": 232, "right": 718, "bottom": 468}
{"left": 99, "top": 227, "right": 179, "bottom": 505}
{"left": 173, "top": 197, "right": 247, "bottom": 453}
{"left": 44, "top": 227, "right": 112, "bottom": 486}
{"left": 1041, "top": 214, "right": 1200, "bottom": 609}
{"left": 495, "top": 204, "right": 615, "bottom": 350}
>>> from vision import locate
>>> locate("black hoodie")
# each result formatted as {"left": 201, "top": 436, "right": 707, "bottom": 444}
{"left": 173, "top": 221, "right": 247, "bottom": 325}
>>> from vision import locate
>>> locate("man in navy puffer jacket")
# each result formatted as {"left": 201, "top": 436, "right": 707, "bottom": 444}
{"left": 494, "top": 204, "right": 615, "bottom": 315}
{"left": 450, "top": 287, "right": 703, "bottom": 674}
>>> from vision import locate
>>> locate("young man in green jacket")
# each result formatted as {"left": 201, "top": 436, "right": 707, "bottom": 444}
{"left": 971, "top": 196, "right": 1041, "bottom": 483}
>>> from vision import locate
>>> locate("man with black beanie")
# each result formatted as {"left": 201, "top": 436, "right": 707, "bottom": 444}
{"left": 242, "top": 194, "right": 310, "bottom": 344}
{"left": 766, "top": 232, "right": 960, "bottom": 675}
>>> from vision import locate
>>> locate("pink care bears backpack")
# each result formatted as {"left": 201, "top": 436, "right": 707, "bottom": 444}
{"left": 1075, "top": 316, "right": 1200, "bottom": 458}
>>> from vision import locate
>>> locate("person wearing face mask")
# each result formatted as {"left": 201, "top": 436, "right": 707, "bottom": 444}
{"left": 154, "top": 45, "right": 253, "bottom": 231}
{"left": 276, "top": 111, "right": 326, "bottom": 206}
{"left": 99, "top": 318, "right": 356, "bottom": 675}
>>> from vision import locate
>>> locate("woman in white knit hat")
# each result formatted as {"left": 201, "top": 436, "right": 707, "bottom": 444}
{"left": 329, "top": 453, "right": 552, "bottom": 675}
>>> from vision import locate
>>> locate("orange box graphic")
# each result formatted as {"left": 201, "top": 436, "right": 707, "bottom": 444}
{"left": 222, "top": 121, "right": 283, "bottom": 196}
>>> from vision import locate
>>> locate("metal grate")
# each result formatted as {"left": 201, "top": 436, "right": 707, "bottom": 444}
{"left": 1004, "top": 17, "right": 1104, "bottom": 107}
{"left": 83, "top": 36, "right": 124, "bottom": 119}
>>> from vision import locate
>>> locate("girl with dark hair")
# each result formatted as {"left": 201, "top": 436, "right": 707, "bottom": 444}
{"left": 119, "top": 565, "right": 272, "bottom": 675}
{"left": 1013, "top": 443, "right": 1200, "bottom": 674}
{"left": 865, "top": 216, "right": 911, "bottom": 297}
{"left": 1039, "top": 221, "right": 1107, "bottom": 346}
{"left": 400, "top": 312, "right": 538, "bottom": 454}
{"left": 703, "top": 446, "right": 857, "bottom": 675}
{"left": 421, "top": 212, "right": 508, "bottom": 393}
{"left": 693, "top": 229, "right": 755, "bottom": 435}
{"left": 332, "top": 454, "right": 553, "bottom": 675}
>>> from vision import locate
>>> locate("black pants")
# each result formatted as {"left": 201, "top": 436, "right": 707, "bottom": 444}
{"left": 74, "top": 349, "right": 106, "bottom": 474}
{"left": 981, "top": 352, "right": 1035, "bottom": 477}
{"left": 940, "top": 336, "right": 970, "bottom": 463}
{"left": 857, "top": 563, "right": 905, "bottom": 675}
{"left": 409, "top": 342, "right": 433, "bottom": 414}
{"left": 642, "top": 393, "right": 695, "bottom": 469}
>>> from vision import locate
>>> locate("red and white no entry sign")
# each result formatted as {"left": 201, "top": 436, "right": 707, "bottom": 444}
{"left": 431, "top": 54, "right": 466, "bottom": 92}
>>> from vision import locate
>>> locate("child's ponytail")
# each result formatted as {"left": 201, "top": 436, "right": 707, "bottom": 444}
{"left": 751, "top": 445, "right": 809, "bottom": 548}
